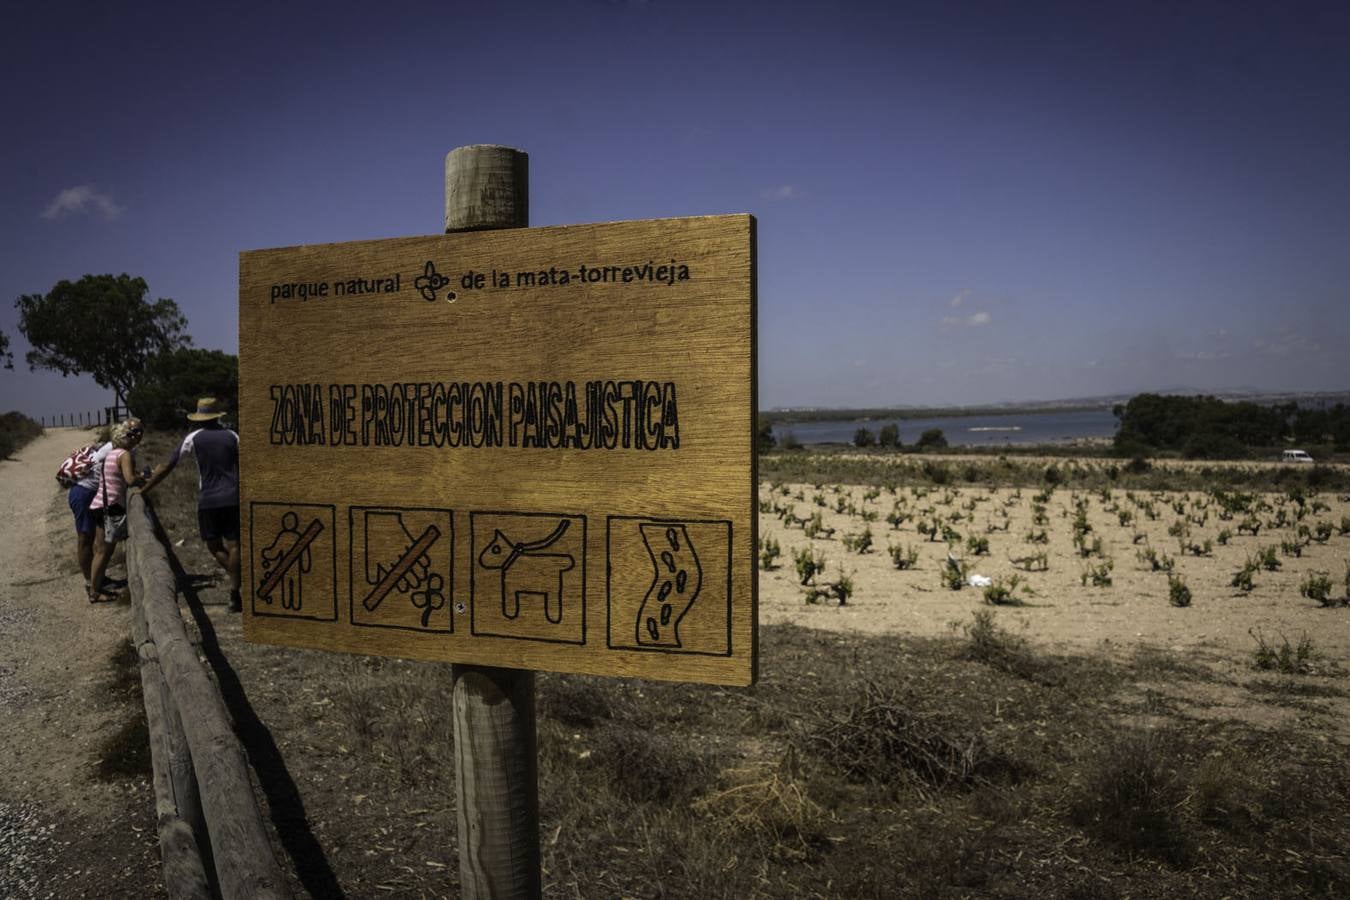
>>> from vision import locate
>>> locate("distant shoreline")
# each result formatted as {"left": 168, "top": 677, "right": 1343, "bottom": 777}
{"left": 763, "top": 403, "right": 1110, "bottom": 424}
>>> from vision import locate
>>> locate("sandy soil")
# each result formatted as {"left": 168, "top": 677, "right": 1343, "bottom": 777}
{"left": 758, "top": 479, "right": 1350, "bottom": 734}
{"left": 0, "top": 428, "right": 163, "bottom": 898}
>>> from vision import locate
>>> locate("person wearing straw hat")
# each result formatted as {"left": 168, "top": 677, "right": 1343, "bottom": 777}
{"left": 140, "top": 397, "right": 242, "bottom": 612}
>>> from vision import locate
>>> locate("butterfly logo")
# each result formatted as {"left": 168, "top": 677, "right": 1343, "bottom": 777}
{"left": 415, "top": 261, "right": 456, "bottom": 302}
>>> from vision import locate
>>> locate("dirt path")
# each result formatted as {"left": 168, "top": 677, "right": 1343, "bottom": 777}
{"left": 0, "top": 429, "right": 163, "bottom": 898}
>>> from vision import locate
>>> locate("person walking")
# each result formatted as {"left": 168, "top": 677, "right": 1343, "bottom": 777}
{"left": 67, "top": 434, "right": 113, "bottom": 598}
{"left": 140, "top": 397, "right": 242, "bottom": 611}
{"left": 88, "top": 418, "right": 146, "bottom": 602}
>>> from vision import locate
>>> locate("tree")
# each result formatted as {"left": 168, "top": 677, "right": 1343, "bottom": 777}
{"left": 756, "top": 414, "right": 776, "bottom": 452}
{"left": 0, "top": 328, "right": 12, "bottom": 369}
{"left": 127, "top": 348, "right": 238, "bottom": 429}
{"left": 853, "top": 426, "right": 876, "bottom": 448}
{"left": 916, "top": 427, "right": 948, "bottom": 450}
{"left": 16, "top": 274, "right": 190, "bottom": 404}
{"left": 878, "top": 423, "right": 900, "bottom": 448}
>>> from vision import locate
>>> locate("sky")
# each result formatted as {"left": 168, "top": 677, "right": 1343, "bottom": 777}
{"left": 1, "top": 0, "right": 1347, "bottom": 418}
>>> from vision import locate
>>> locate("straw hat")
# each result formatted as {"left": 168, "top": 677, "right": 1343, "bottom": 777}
{"left": 187, "top": 397, "right": 227, "bottom": 421}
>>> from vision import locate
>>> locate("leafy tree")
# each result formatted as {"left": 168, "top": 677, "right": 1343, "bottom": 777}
{"left": 756, "top": 414, "right": 776, "bottom": 452}
{"left": 916, "top": 427, "right": 948, "bottom": 450}
{"left": 878, "top": 423, "right": 900, "bottom": 447}
{"left": 16, "top": 274, "right": 190, "bottom": 405}
{"left": 1113, "top": 393, "right": 1292, "bottom": 458}
{"left": 127, "top": 348, "right": 238, "bottom": 429}
{"left": 853, "top": 426, "right": 875, "bottom": 448}
{"left": 0, "top": 328, "right": 12, "bottom": 369}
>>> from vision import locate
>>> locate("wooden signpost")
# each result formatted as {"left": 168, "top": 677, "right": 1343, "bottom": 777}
{"left": 239, "top": 145, "right": 755, "bottom": 897}
{"left": 239, "top": 211, "right": 757, "bottom": 686}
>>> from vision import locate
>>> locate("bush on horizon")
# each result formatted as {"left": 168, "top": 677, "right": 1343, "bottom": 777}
{"left": 0, "top": 411, "right": 43, "bottom": 459}
{"left": 916, "top": 428, "right": 947, "bottom": 451}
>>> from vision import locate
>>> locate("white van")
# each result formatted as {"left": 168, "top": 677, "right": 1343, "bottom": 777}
{"left": 1281, "top": 449, "right": 1314, "bottom": 464}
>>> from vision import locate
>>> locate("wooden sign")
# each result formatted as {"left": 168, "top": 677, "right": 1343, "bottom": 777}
{"left": 238, "top": 215, "right": 757, "bottom": 685}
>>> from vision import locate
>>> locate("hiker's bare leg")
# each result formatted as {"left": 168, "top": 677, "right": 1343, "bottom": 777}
{"left": 224, "top": 538, "right": 241, "bottom": 591}
{"left": 89, "top": 528, "right": 111, "bottom": 599}
{"left": 206, "top": 536, "right": 229, "bottom": 571}
{"left": 77, "top": 531, "right": 94, "bottom": 584}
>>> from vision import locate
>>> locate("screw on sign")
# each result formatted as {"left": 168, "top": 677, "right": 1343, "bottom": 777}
{"left": 637, "top": 523, "right": 702, "bottom": 647}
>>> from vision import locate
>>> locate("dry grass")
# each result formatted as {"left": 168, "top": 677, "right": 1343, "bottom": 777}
{"left": 125, "top": 428, "right": 1350, "bottom": 897}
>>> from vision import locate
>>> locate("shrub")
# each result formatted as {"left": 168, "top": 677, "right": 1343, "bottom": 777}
{"left": 957, "top": 610, "right": 1040, "bottom": 680}
{"left": 940, "top": 555, "right": 968, "bottom": 590}
{"left": 887, "top": 543, "right": 919, "bottom": 570}
{"left": 965, "top": 535, "right": 990, "bottom": 556}
{"left": 841, "top": 527, "right": 873, "bottom": 554}
{"left": 0, "top": 411, "right": 44, "bottom": 459}
{"left": 1167, "top": 574, "right": 1192, "bottom": 607}
{"left": 807, "top": 679, "right": 1014, "bottom": 789}
{"left": 1009, "top": 551, "right": 1048, "bottom": 572}
{"left": 853, "top": 427, "right": 875, "bottom": 448}
{"left": 921, "top": 460, "right": 951, "bottom": 485}
{"left": 794, "top": 547, "right": 826, "bottom": 586}
{"left": 1069, "top": 727, "right": 1190, "bottom": 865}
{"left": 804, "top": 567, "right": 853, "bottom": 606}
{"left": 1080, "top": 560, "right": 1113, "bottom": 587}
{"left": 1257, "top": 545, "right": 1281, "bottom": 571}
{"left": 982, "top": 575, "right": 1024, "bottom": 606}
{"left": 756, "top": 415, "right": 776, "bottom": 452}
{"left": 916, "top": 427, "right": 948, "bottom": 450}
{"left": 758, "top": 536, "right": 781, "bottom": 570}
{"left": 1230, "top": 560, "right": 1255, "bottom": 594}
{"left": 1124, "top": 455, "right": 1151, "bottom": 475}
{"left": 1250, "top": 629, "right": 1317, "bottom": 674}
{"left": 877, "top": 423, "right": 900, "bottom": 448}
{"left": 1300, "top": 571, "right": 1335, "bottom": 606}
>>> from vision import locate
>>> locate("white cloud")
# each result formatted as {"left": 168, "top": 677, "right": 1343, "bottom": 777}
{"left": 759, "top": 184, "right": 800, "bottom": 200}
{"left": 41, "top": 185, "right": 122, "bottom": 221}
{"left": 1253, "top": 332, "right": 1317, "bottom": 357}
{"left": 941, "top": 311, "right": 991, "bottom": 327}
{"left": 949, "top": 288, "right": 970, "bottom": 309}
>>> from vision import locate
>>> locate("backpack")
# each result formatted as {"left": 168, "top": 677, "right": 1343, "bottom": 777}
{"left": 56, "top": 443, "right": 100, "bottom": 489}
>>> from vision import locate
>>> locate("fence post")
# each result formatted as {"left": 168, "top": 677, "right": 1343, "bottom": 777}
{"left": 444, "top": 144, "right": 540, "bottom": 900}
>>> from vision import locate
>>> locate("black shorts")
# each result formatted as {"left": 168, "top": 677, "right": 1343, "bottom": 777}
{"left": 198, "top": 505, "right": 240, "bottom": 542}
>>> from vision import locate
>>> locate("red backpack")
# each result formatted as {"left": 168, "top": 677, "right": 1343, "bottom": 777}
{"left": 56, "top": 443, "right": 100, "bottom": 488}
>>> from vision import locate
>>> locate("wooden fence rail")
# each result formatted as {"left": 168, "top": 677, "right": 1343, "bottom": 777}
{"left": 36, "top": 406, "right": 128, "bottom": 428}
{"left": 127, "top": 494, "right": 290, "bottom": 899}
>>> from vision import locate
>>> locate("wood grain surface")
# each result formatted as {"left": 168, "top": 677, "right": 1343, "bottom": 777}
{"left": 239, "top": 215, "right": 757, "bottom": 685}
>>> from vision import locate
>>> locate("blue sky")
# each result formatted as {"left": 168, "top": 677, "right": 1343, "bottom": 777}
{"left": 2, "top": 0, "right": 1347, "bottom": 418}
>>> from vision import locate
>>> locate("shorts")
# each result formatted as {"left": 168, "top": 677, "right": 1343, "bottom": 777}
{"left": 198, "top": 505, "right": 241, "bottom": 542}
{"left": 69, "top": 484, "right": 97, "bottom": 535}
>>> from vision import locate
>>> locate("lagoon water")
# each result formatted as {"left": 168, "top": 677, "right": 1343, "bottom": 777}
{"left": 771, "top": 407, "right": 1119, "bottom": 447}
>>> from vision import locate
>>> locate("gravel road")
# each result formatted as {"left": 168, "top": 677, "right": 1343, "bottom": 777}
{"left": 0, "top": 429, "right": 163, "bottom": 898}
